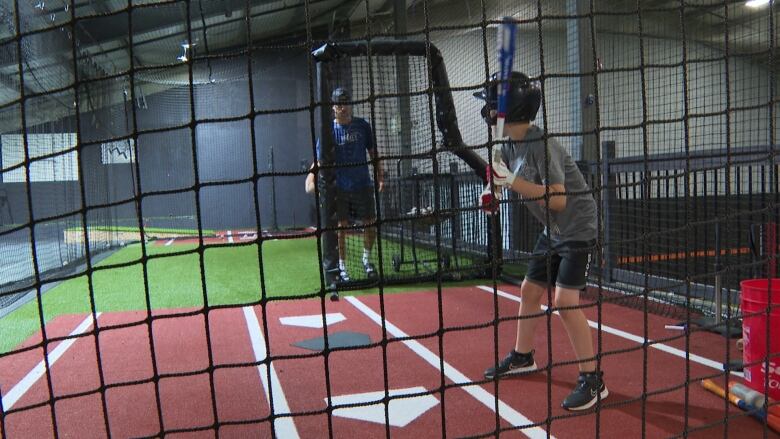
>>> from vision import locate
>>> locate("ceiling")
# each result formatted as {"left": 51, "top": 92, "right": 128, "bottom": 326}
{"left": 594, "top": 0, "right": 778, "bottom": 64}
{"left": 0, "top": 0, "right": 373, "bottom": 128}
{"left": 0, "top": 0, "right": 775, "bottom": 129}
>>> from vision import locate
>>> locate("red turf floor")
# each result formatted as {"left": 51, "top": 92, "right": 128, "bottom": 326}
{"left": 0, "top": 285, "right": 775, "bottom": 438}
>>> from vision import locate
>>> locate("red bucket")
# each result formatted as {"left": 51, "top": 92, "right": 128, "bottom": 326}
{"left": 741, "top": 278, "right": 780, "bottom": 400}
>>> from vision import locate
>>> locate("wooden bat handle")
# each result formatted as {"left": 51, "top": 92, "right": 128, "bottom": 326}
{"left": 701, "top": 379, "right": 742, "bottom": 406}
{"left": 701, "top": 379, "right": 780, "bottom": 433}
{"left": 767, "top": 413, "right": 780, "bottom": 433}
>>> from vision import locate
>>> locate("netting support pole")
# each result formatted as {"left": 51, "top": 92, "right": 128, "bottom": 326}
{"left": 270, "top": 146, "right": 278, "bottom": 230}
{"left": 600, "top": 140, "right": 616, "bottom": 283}
{"left": 713, "top": 221, "right": 722, "bottom": 326}
{"left": 393, "top": 0, "right": 413, "bottom": 181}
{"left": 694, "top": 221, "right": 741, "bottom": 338}
{"left": 487, "top": 209, "right": 502, "bottom": 278}
{"left": 316, "top": 62, "right": 340, "bottom": 287}
{"left": 768, "top": 222, "right": 777, "bottom": 279}
{"left": 572, "top": 0, "right": 598, "bottom": 162}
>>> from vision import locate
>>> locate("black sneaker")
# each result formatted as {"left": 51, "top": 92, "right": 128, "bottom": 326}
{"left": 339, "top": 269, "right": 350, "bottom": 282}
{"left": 484, "top": 350, "right": 537, "bottom": 379}
{"left": 363, "top": 260, "right": 377, "bottom": 278}
{"left": 562, "top": 371, "right": 608, "bottom": 411}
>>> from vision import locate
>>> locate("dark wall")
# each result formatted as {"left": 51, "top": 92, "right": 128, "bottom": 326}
{"left": 1, "top": 48, "right": 320, "bottom": 232}
{"left": 132, "top": 49, "right": 318, "bottom": 231}
{"left": 252, "top": 50, "right": 319, "bottom": 229}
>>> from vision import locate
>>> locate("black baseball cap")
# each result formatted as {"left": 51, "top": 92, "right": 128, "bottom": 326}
{"left": 332, "top": 87, "right": 351, "bottom": 104}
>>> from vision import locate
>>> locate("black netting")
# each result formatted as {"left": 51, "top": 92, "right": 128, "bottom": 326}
{"left": 314, "top": 46, "right": 489, "bottom": 286}
{"left": 0, "top": 0, "right": 778, "bottom": 438}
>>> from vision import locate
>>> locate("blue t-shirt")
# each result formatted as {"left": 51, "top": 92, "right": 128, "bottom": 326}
{"left": 316, "top": 117, "right": 374, "bottom": 191}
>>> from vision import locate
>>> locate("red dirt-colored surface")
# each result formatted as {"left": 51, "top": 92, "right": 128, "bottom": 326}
{"left": 0, "top": 285, "right": 775, "bottom": 438}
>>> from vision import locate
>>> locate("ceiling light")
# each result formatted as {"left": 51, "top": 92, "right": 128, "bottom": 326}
{"left": 178, "top": 41, "right": 191, "bottom": 63}
{"left": 746, "top": 0, "right": 770, "bottom": 8}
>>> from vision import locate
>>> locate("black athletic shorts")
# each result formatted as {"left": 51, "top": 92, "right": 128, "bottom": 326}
{"left": 335, "top": 186, "right": 376, "bottom": 222}
{"left": 525, "top": 234, "right": 595, "bottom": 290}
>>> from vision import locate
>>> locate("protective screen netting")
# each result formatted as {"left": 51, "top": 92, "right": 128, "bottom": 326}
{"left": 0, "top": 0, "right": 777, "bottom": 437}
{"left": 317, "top": 49, "right": 489, "bottom": 286}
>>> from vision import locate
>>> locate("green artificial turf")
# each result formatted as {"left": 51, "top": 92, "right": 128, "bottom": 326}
{"left": 0, "top": 235, "right": 501, "bottom": 354}
{"left": 344, "top": 235, "right": 479, "bottom": 278}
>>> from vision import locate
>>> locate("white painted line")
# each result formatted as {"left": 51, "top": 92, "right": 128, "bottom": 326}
{"left": 238, "top": 231, "right": 257, "bottom": 241}
{"left": 226, "top": 230, "right": 234, "bottom": 244}
{"left": 476, "top": 285, "right": 744, "bottom": 377}
{"left": 164, "top": 239, "right": 175, "bottom": 246}
{"left": 242, "top": 306, "right": 299, "bottom": 438}
{"left": 280, "top": 313, "right": 346, "bottom": 328}
{"left": 2, "top": 313, "right": 100, "bottom": 411}
{"left": 345, "top": 296, "right": 552, "bottom": 439}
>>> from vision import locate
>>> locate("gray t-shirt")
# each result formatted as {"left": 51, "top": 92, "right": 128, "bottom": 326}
{"left": 501, "top": 125, "right": 598, "bottom": 243}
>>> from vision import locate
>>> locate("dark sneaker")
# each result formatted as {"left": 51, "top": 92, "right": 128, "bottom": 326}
{"left": 562, "top": 371, "right": 608, "bottom": 411}
{"left": 363, "top": 260, "right": 377, "bottom": 278}
{"left": 339, "top": 269, "right": 350, "bottom": 282}
{"left": 484, "top": 350, "right": 537, "bottom": 379}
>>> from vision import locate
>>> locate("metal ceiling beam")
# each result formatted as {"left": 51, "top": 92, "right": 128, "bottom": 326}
{"left": 79, "top": 0, "right": 134, "bottom": 76}
{"left": 0, "top": 0, "right": 326, "bottom": 78}
{"left": 682, "top": 0, "right": 734, "bottom": 20}
{"left": 721, "top": 8, "right": 779, "bottom": 29}
{"left": 192, "top": 0, "right": 350, "bottom": 54}
{"left": 62, "top": 0, "right": 338, "bottom": 62}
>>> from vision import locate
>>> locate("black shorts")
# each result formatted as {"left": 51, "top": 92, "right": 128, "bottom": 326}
{"left": 335, "top": 187, "right": 376, "bottom": 222}
{"left": 525, "top": 235, "right": 595, "bottom": 290}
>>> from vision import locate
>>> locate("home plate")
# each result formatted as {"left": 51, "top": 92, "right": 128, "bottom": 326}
{"left": 328, "top": 387, "right": 439, "bottom": 427}
{"left": 279, "top": 313, "right": 346, "bottom": 328}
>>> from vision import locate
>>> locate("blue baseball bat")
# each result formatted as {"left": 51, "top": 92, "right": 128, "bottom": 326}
{"left": 495, "top": 17, "right": 517, "bottom": 137}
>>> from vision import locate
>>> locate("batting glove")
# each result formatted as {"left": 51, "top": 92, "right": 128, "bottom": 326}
{"left": 486, "top": 159, "right": 516, "bottom": 188}
{"left": 480, "top": 184, "right": 501, "bottom": 215}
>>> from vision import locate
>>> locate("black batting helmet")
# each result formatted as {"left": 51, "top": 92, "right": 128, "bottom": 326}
{"left": 473, "top": 71, "right": 541, "bottom": 125}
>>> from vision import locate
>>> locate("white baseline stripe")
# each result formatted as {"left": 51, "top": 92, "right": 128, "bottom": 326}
{"left": 345, "top": 296, "right": 552, "bottom": 439}
{"left": 2, "top": 313, "right": 101, "bottom": 411}
{"left": 242, "top": 307, "right": 299, "bottom": 439}
{"left": 164, "top": 239, "right": 175, "bottom": 246}
{"left": 476, "top": 285, "right": 743, "bottom": 377}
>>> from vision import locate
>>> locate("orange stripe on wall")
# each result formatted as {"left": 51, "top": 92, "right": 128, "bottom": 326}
{"left": 618, "top": 247, "right": 752, "bottom": 265}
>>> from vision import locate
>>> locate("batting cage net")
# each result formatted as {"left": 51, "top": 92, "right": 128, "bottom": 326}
{"left": 0, "top": 0, "right": 777, "bottom": 438}
{"left": 312, "top": 40, "right": 490, "bottom": 288}
{"left": 0, "top": 2, "right": 138, "bottom": 312}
